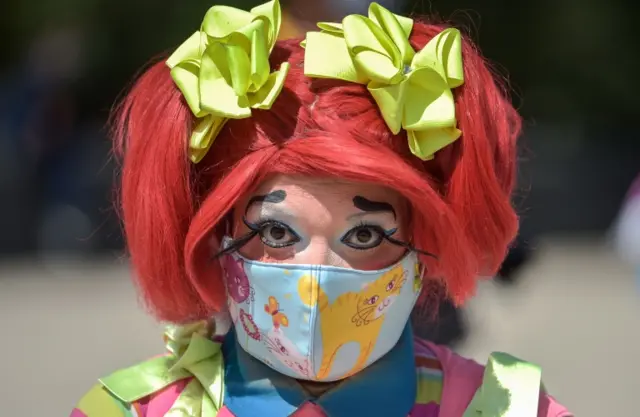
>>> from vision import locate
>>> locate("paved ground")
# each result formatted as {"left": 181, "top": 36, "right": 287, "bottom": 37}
{"left": 1, "top": 236, "right": 638, "bottom": 416}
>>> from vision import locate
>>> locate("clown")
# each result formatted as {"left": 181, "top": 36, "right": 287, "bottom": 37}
{"left": 72, "top": 1, "right": 571, "bottom": 416}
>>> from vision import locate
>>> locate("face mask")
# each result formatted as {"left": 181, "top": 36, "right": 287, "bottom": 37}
{"left": 219, "top": 238, "right": 423, "bottom": 381}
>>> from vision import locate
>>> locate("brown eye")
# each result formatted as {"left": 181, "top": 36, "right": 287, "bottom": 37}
{"left": 356, "top": 229, "right": 372, "bottom": 243}
{"left": 342, "top": 225, "right": 385, "bottom": 250}
{"left": 256, "top": 221, "right": 300, "bottom": 248}
{"left": 268, "top": 225, "right": 286, "bottom": 240}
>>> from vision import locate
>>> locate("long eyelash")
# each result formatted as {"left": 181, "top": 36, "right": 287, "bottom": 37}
{"left": 212, "top": 217, "right": 266, "bottom": 258}
{"left": 384, "top": 235, "right": 438, "bottom": 259}
{"left": 354, "top": 222, "right": 438, "bottom": 259}
{"left": 252, "top": 217, "right": 301, "bottom": 248}
{"left": 353, "top": 220, "right": 396, "bottom": 236}
{"left": 213, "top": 217, "right": 299, "bottom": 258}
{"left": 212, "top": 230, "right": 257, "bottom": 259}
{"left": 243, "top": 216, "right": 297, "bottom": 236}
{"left": 214, "top": 220, "right": 437, "bottom": 259}
{"left": 342, "top": 221, "right": 394, "bottom": 251}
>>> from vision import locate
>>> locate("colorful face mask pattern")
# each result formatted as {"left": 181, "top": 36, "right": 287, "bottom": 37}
{"left": 220, "top": 240, "right": 423, "bottom": 381}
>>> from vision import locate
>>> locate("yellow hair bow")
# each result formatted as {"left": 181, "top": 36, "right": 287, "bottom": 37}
{"left": 167, "top": 0, "right": 290, "bottom": 163}
{"left": 303, "top": 2, "right": 464, "bottom": 160}
{"left": 99, "top": 321, "right": 224, "bottom": 415}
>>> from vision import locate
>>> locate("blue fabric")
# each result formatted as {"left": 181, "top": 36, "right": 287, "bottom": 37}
{"left": 222, "top": 323, "right": 417, "bottom": 417}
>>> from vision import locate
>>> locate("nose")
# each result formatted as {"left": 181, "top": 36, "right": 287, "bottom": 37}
{"left": 293, "top": 237, "right": 349, "bottom": 267}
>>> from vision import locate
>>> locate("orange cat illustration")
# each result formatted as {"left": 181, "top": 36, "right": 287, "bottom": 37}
{"left": 299, "top": 264, "right": 407, "bottom": 380}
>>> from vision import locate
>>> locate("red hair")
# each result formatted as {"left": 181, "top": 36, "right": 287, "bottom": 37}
{"left": 114, "top": 21, "right": 521, "bottom": 323}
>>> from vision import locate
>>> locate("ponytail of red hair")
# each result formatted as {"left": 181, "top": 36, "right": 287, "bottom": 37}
{"left": 112, "top": 61, "right": 208, "bottom": 321}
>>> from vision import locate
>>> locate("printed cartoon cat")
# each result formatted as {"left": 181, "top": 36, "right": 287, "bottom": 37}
{"left": 304, "top": 264, "right": 407, "bottom": 380}
{"left": 221, "top": 255, "right": 252, "bottom": 323}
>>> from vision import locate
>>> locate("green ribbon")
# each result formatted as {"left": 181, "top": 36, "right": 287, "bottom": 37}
{"left": 462, "top": 352, "right": 542, "bottom": 417}
{"left": 303, "top": 2, "right": 464, "bottom": 160}
{"left": 99, "top": 321, "right": 224, "bottom": 415}
{"left": 167, "top": 0, "right": 290, "bottom": 163}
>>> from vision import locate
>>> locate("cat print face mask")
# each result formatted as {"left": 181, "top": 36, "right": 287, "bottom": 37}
{"left": 220, "top": 238, "right": 423, "bottom": 381}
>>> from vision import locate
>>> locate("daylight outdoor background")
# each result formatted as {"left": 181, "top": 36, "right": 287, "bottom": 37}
{"left": 0, "top": 0, "right": 639, "bottom": 416}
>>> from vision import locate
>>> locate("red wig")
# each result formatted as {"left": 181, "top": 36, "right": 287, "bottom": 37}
{"left": 113, "top": 21, "right": 521, "bottom": 323}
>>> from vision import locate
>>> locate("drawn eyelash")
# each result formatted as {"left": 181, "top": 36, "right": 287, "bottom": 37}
{"left": 340, "top": 221, "right": 396, "bottom": 251}
{"left": 343, "top": 221, "right": 438, "bottom": 258}
{"left": 212, "top": 217, "right": 301, "bottom": 259}
{"left": 384, "top": 234, "right": 438, "bottom": 259}
{"left": 213, "top": 219, "right": 438, "bottom": 259}
{"left": 213, "top": 230, "right": 257, "bottom": 258}
{"left": 244, "top": 217, "right": 301, "bottom": 248}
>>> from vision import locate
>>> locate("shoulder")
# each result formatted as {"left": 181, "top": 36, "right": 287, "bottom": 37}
{"left": 412, "top": 338, "right": 572, "bottom": 417}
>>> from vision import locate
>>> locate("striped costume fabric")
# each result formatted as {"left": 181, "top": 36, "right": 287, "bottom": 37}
{"left": 71, "top": 337, "right": 444, "bottom": 417}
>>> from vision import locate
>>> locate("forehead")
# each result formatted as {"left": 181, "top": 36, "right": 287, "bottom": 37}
{"left": 244, "top": 175, "right": 404, "bottom": 208}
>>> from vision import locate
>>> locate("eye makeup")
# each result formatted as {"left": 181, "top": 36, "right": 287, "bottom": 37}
{"left": 337, "top": 221, "right": 437, "bottom": 258}
{"left": 243, "top": 217, "right": 301, "bottom": 249}
{"left": 245, "top": 190, "right": 287, "bottom": 215}
{"left": 213, "top": 192, "right": 437, "bottom": 259}
{"left": 352, "top": 195, "right": 396, "bottom": 219}
{"left": 340, "top": 221, "right": 398, "bottom": 251}
{"left": 214, "top": 213, "right": 301, "bottom": 257}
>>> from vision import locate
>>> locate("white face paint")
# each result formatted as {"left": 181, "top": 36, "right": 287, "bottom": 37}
{"left": 231, "top": 175, "right": 409, "bottom": 271}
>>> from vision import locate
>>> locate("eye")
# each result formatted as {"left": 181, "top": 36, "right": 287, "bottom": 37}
{"left": 367, "top": 295, "right": 379, "bottom": 305}
{"left": 386, "top": 281, "right": 394, "bottom": 291}
{"left": 341, "top": 225, "right": 386, "bottom": 250}
{"left": 256, "top": 221, "right": 300, "bottom": 249}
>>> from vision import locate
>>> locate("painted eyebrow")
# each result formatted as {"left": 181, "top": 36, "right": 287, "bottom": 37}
{"left": 245, "top": 189, "right": 287, "bottom": 215}
{"left": 352, "top": 195, "right": 396, "bottom": 219}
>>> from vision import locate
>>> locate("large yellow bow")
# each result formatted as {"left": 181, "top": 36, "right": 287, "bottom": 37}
{"left": 167, "top": 0, "right": 290, "bottom": 163}
{"left": 303, "top": 2, "right": 464, "bottom": 160}
{"left": 99, "top": 321, "right": 224, "bottom": 415}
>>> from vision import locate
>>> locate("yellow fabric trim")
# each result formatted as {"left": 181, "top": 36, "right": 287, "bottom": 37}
{"left": 76, "top": 384, "right": 128, "bottom": 416}
{"left": 415, "top": 377, "right": 444, "bottom": 404}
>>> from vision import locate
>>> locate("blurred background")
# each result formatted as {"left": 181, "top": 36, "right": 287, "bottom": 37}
{"left": 0, "top": 0, "right": 638, "bottom": 416}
